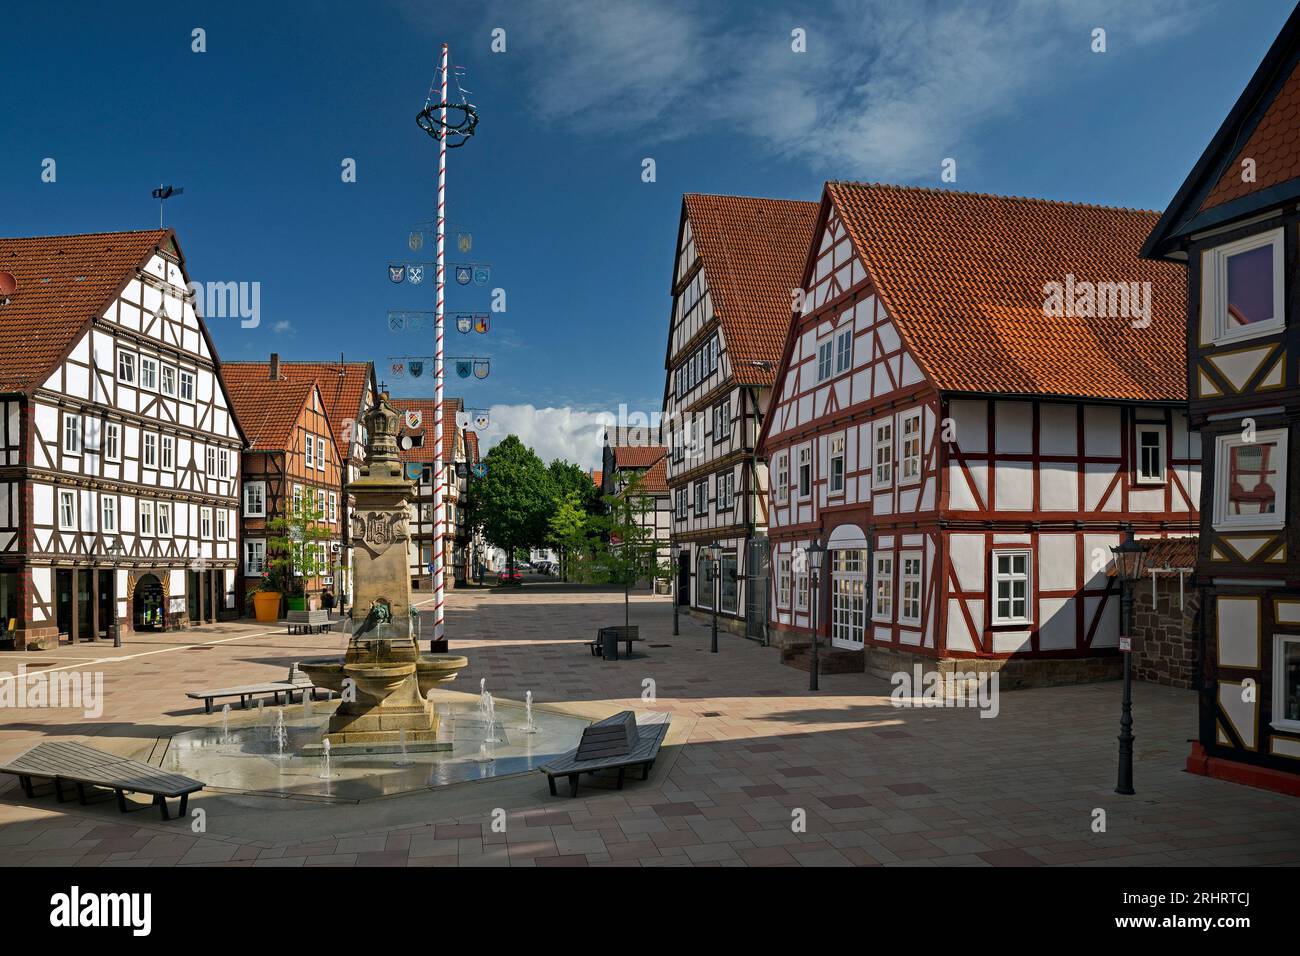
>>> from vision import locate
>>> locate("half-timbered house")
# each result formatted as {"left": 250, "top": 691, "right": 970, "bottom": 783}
{"left": 759, "top": 183, "right": 1197, "bottom": 682}
{"left": 391, "top": 397, "right": 473, "bottom": 589}
{"left": 663, "top": 194, "right": 818, "bottom": 638}
{"left": 0, "top": 230, "right": 243, "bottom": 648}
{"left": 225, "top": 356, "right": 376, "bottom": 605}
{"left": 1142, "top": 4, "right": 1300, "bottom": 793}
{"left": 223, "top": 361, "right": 344, "bottom": 612}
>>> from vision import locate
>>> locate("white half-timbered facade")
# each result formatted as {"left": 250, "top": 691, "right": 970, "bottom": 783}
{"left": 662, "top": 194, "right": 818, "bottom": 637}
{"left": 1143, "top": 5, "right": 1300, "bottom": 793}
{"left": 0, "top": 230, "right": 244, "bottom": 649}
{"left": 760, "top": 183, "right": 1197, "bottom": 679}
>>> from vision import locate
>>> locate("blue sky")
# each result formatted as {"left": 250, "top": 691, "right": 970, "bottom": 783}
{"left": 1, "top": 0, "right": 1294, "bottom": 466}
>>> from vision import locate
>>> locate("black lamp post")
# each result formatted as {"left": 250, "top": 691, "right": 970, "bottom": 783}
{"left": 672, "top": 546, "right": 681, "bottom": 637}
{"left": 807, "top": 539, "right": 825, "bottom": 692}
{"left": 709, "top": 545, "right": 720, "bottom": 654}
{"left": 1110, "top": 528, "right": 1146, "bottom": 796}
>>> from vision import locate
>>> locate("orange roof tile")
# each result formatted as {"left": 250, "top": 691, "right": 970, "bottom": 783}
{"left": 465, "top": 431, "right": 480, "bottom": 463}
{"left": 221, "top": 365, "right": 318, "bottom": 450}
{"left": 389, "top": 397, "right": 463, "bottom": 464}
{"left": 226, "top": 360, "right": 373, "bottom": 460}
{"left": 826, "top": 183, "right": 1188, "bottom": 400}
{"left": 639, "top": 456, "right": 669, "bottom": 495}
{"left": 1202, "top": 58, "right": 1300, "bottom": 210}
{"left": 591, "top": 470, "right": 603, "bottom": 487}
{"left": 680, "top": 194, "right": 819, "bottom": 386}
{"left": 612, "top": 445, "right": 667, "bottom": 469}
{"left": 0, "top": 229, "right": 172, "bottom": 393}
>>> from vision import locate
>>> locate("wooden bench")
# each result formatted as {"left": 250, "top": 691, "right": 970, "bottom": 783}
{"left": 586, "top": 625, "right": 643, "bottom": 660}
{"left": 279, "top": 610, "right": 335, "bottom": 634}
{"left": 539, "top": 711, "right": 670, "bottom": 797}
{"left": 186, "top": 663, "right": 331, "bottom": 713}
{"left": 0, "top": 741, "right": 203, "bottom": 821}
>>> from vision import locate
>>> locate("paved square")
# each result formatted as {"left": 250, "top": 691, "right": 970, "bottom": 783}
{"left": 0, "top": 583, "right": 1297, "bottom": 867}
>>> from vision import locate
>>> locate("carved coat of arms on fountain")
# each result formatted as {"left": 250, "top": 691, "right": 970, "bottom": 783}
{"left": 351, "top": 510, "right": 409, "bottom": 557}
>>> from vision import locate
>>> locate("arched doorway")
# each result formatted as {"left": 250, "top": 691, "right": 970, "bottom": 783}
{"left": 133, "top": 574, "right": 165, "bottom": 631}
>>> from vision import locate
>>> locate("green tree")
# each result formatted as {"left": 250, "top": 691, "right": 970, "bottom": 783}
{"left": 547, "top": 459, "right": 603, "bottom": 580}
{"left": 474, "top": 435, "right": 556, "bottom": 578}
{"left": 577, "top": 472, "right": 670, "bottom": 628}
{"left": 262, "top": 492, "right": 332, "bottom": 603}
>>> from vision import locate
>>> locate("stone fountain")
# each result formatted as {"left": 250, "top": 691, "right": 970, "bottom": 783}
{"left": 301, "top": 391, "right": 467, "bottom": 754}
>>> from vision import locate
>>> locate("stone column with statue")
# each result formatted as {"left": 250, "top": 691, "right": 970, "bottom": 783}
{"left": 300, "top": 391, "right": 466, "bottom": 753}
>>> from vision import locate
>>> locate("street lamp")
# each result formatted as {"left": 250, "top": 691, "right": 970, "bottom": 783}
{"left": 807, "top": 539, "right": 826, "bottom": 692}
{"left": 1110, "top": 528, "right": 1147, "bottom": 796}
{"left": 708, "top": 545, "right": 721, "bottom": 653}
{"left": 672, "top": 545, "right": 681, "bottom": 636}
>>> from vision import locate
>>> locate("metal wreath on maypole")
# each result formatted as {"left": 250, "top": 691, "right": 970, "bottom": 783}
{"left": 417, "top": 43, "right": 478, "bottom": 650}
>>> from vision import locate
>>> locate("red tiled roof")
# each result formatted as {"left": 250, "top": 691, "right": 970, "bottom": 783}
{"left": 612, "top": 445, "right": 667, "bottom": 469}
{"left": 639, "top": 456, "right": 669, "bottom": 495}
{"left": 681, "top": 194, "right": 819, "bottom": 386}
{"left": 465, "top": 431, "right": 480, "bottom": 463}
{"left": 389, "top": 397, "right": 462, "bottom": 464}
{"left": 827, "top": 183, "right": 1188, "bottom": 401}
{"left": 226, "top": 360, "right": 374, "bottom": 460}
{"left": 1202, "top": 59, "right": 1300, "bottom": 210}
{"left": 591, "top": 470, "right": 603, "bottom": 487}
{"left": 221, "top": 365, "right": 318, "bottom": 450}
{"left": 0, "top": 229, "right": 171, "bottom": 393}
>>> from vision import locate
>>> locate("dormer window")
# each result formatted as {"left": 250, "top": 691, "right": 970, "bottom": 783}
{"left": 1204, "top": 228, "right": 1285, "bottom": 345}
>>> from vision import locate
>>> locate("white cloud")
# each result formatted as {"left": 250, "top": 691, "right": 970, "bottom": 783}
{"left": 272, "top": 320, "right": 293, "bottom": 335}
{"left": 476, "top": 404, "right": 615, "bottom": 469}
{"left": 497, "top": 0, "right": 1200, "bottom": 179}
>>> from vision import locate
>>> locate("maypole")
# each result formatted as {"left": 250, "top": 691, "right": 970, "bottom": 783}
{"left": 416, "top": 42, "right": 477, "bottom": 652}
{"left": 433, "top": 41, "right": 448, "bottom": 649}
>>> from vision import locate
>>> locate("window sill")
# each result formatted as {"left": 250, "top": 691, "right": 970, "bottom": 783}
{"left": 1211, "top": 518, "right": 1284, "bottom": 534}
{"left": 1134, "top": 477, "right": 1166, "bottom": 487}
{"left": 1270, "top": 719, "right": 1300, "bottom": 735}
{"left": 1211, "top": 321, "right": 1284, "bottom": 349}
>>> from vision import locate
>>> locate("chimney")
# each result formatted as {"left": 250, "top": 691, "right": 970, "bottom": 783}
{"left": 269, "top": 353, "right": 280, "bottom": 380}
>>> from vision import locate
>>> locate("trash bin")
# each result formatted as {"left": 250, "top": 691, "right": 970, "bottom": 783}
{"left": 600, "top": 628, "right": 620, "bottom": 661}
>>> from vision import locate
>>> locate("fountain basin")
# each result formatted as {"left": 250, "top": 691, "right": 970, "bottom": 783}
{"left": 416, "top": 654, "right": 469, "bottom": 697}
{"left": 342, "top": 661, "right": 416, "bottom": 701}
{"left": 299, "top": 662, "right": 346, "bottom": 694}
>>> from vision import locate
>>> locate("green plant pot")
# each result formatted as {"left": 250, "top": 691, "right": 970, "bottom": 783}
{"left": 287, "top": 596, "right": 307, "bottom": 612}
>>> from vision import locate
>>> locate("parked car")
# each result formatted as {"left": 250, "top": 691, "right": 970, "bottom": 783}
{"left": 497, "top": 569, "right": 523, "bottom": 586}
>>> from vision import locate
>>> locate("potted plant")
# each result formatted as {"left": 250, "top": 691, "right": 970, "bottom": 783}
{"left": 250, "top": 573, "right": 284, "bottom": 623}
{"left": 265, "top": 495, "right": 332, "bottom": 617}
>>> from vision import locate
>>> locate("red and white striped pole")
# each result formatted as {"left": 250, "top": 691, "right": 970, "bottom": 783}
{"left": 432, "top": 41, "right": 448, "bottom": 648}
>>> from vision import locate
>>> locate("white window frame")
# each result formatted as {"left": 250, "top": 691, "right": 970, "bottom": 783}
{"left": 117, "top": 350, "right": 136, "bottom": 384}
{"left": 777, "top": 554, "right": 791, "bottom": 608}
{"left": 139, "top": 355, "right": 158, "bottom": 391}
{"left": 775, "top": 452, "right": 789, "bottom": 503}
{"left": 200, "top": 506, "right": 212, "bottom": 539}
{"left": 244, "top": 538, "right": 266, "bottom": 576}
{"left": 1135, "top": 424, "right": 1166, "bottom": 485}
{"left": 1205, "top": 227, "right": 1286, "bottom": 346}
{"left": 305, "top": 434, "right": 315, "bottom": 470}
{"left": 872, "top": 552, "right": 894, "bottom": 623}
{"left": 142, "top": 432, "right": 158, "bottom": 469}
{"left": 899, "top": 551, "right": 923, "bottom": 626}
{"left": 63, "top": 414, "right": 82, "bottom": 456}
{"left": 103, "top": 422, "right": 120, "bottom": 463}
{"left": 139, "top": 500, "right": 154, "bottom": 536}
{"left": 797, "top": 445, "right": 812, "bottom": 500}
{"left": 828, "top": 434, "right": 845, "bottom": 495}
{"left": 205, "top": 447, "right": 217, "bottom": 477}
{"left": 1272, "top": 634, "right": 1300, "bottom": 733}
{"left": 900, "top": 410, "right": 922, "bottom": 485}
{"left": 328, "top": 491, "right": 338, "bottom": 522}
{"left": 1212, "top": 428, "right": 1287, "bottom": 532}
{"left": 795, "top": 566, "right": 809, "bottom": 612}
{"left": 179, "top": 369, "right": 195, "bottom": 402}
{"left": 216, "top": 508, "right": 227, "bottom": 540}
{"left": 991, "top": 549, "right": 1032, "bottom": 625}
{"left": 714, "top": 403, "right": 730, "bottom": 443}
{"left": 817, "top": 339, "right": 833, "bottom": 381}
{"left": 873, "top": 419, "right": 893, "bottom": 489}
{"left": 835, "top": 327, "right": 853, "bottom": 374}
{"left": 101, "top": 495, "right": 116, "bottom": 533}
{"left": 293, "top": 484, "right": 304, "bottom": 516}
{"left": 160, "top": 364, "right": 177, "bottom": 397}
{"left": 160, "top": 434, "right": 175, "bottom": 472}
{"left": 317, "top": 435, "right": 326, "bottom": 471}
{"left": 694, "top": 478, "right": 708, "bottom": 515}
{"left": 156, "top": 501, "right": 171, "bottom": 537}
{"left": 58, "top": 490, "right": 76, "bottom": 531}
{"left": 244, "top": 481, "right": 266, "bottom": 517}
